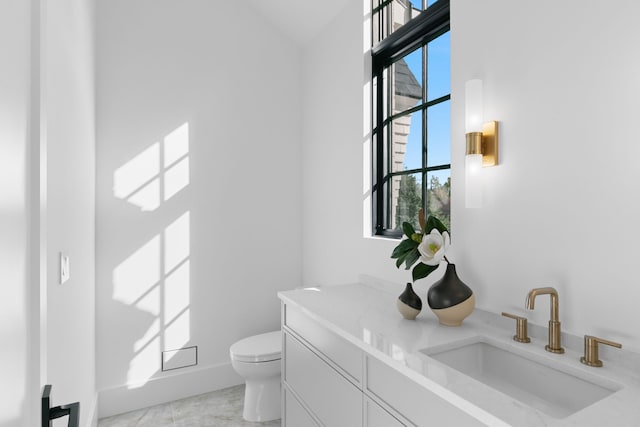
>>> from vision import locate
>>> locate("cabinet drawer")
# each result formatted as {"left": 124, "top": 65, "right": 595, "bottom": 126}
{"left": 366, "top": 356, "right": 484, "bottom": 426}
{"left": 284, "top": 388, "right": 319, "bottom": 427}
{"left": 365, "top": 397, "right": 406, "bottom": 427}
{"left": 284, "top": 303, "right": 362, "bottom": 384}
{"left": 284, "top": 332, "right": 362, "bottom": 427}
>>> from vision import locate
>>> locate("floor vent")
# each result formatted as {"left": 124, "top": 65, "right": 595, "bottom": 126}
{"left": 162, "top": 346, "right": 198, "bottom": 371}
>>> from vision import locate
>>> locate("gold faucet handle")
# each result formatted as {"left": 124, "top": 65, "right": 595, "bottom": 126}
{"left": 501, "top": 312, "right": 531, "bottom": 343}
{"left": 580, "top": 335, "right": 622, "bottom": 367}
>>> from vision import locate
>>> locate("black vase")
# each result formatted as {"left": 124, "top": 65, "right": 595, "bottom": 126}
{"left": 427, "top": 264, "right": 475, "bottom": 326}
{"left": 397, "top": 282, "right": 422, "bottom": 320}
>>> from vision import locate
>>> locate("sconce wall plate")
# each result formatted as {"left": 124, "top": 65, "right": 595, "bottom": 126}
{"left": 481, "top": 120, "right": 498, "bottom": 167}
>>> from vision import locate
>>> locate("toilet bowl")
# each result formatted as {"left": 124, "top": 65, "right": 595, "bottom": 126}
{"left": 230, "top": 330, "right": 282, "bottom": 422}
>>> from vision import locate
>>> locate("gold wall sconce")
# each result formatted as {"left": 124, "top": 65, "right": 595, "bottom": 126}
{"left": 465, "top": 79, "right": 499, "bottom": 208}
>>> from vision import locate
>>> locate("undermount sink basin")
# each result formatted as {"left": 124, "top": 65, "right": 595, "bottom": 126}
{"left": 422, "top": 340, "right": 619, "bottom": 419}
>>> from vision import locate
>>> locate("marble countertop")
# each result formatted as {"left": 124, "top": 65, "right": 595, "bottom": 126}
{"left": 278, "top": 277, "right": 640, "bottom": 426}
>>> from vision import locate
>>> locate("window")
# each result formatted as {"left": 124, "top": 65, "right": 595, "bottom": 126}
{"left": 371, "top": 0, "right": 450, "bottom": 237}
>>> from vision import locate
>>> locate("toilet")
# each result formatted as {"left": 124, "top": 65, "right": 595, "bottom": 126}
{"left": 229, "top": 330, "right": 282, "bottom": 422}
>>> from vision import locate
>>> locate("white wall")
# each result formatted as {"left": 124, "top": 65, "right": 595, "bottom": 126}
{"left": 0, "top": 1, "right": 96, "bottom": 426}
{"left": 45, "top": 0, "right": 98, "bottom": 425}
{"left": 302, "top": 0, "right": 640, "bottom": 353}
{"left": 450, "top": 0, "right": 640, "bottom": 351}
{"left": 95, "top": 0, "right": 303, "bottom": 416}
{"left": 302, "top": 0, "right": 396, "bottom": 286}
{"left": 0, "top": 1, "right": 32, "bottom": 425}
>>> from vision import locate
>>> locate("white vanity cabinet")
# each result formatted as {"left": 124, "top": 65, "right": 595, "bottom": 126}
{"left": 282, "top": 303, "right": 406, "bottom": 427}
{"left": 283, "top": 331, "right": 362, "bottom": 426}
{"left": 280, "top": 284, "right": 640, "bottom": 426}
{"left": 281, "top": 303, "right": 480, "bottom": 426}
{"left": 283, "top": 387, "right": 322, "bottom": 427}
{"left": 365, "top": 397, "right": 406, "bottom": 427}
{"left": 365, "top": 355, "right": 483, "bottom": 426}
{"left": 282, "top": 303, "right": 363, "bottom": 426}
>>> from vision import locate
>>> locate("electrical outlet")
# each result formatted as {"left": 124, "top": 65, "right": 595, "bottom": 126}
{"left": 60, "top": 253, "right": 70, "bottom": 284}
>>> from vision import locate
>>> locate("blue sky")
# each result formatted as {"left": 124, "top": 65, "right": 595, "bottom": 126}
{"left": 400, "top": 31, "right": 450, "bottom": 185}
{"left": 409, "top": 0, "right": 439, "bottom": 10}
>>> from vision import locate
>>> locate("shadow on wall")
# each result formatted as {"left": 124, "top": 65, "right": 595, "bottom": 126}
{"left": 111, "top": 122, "right": 192, "bottom": 389}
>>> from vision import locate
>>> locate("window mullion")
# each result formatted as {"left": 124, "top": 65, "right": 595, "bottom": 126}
{"left": 374, "top": 68, "right": 385, "bottom": 235}
{"left": 422, "top": 42, "right": 428, "bottom": 216}
{"left": 382, "top": 95, "right": 449, "bottom": 134}
{"left": 385, "top": 65, "right": 393, "bottom": 230}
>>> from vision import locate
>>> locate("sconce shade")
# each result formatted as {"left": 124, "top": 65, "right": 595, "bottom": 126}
{"left": 465, "top": 153, "right": 482, "bottom": 208}
{"left": 464, "top": 78, "right": 498, "bottom": 208}
{"left": 465, "top": 79, "right": 483, "bottom": 133}
{"left": 465, "top": 79, "right": 484, "bottom": 208}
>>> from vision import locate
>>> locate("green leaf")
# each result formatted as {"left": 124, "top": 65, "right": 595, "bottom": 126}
{"left": 390, "top": 238, "right": 418, "bottom": 259}
{"left": 412, "top": 262, "right": 439, "bottom": 282}
{"left": 402, "top": 222, "right": 416, "bottom": 239}
{"left": 395, "top": 256, "right": 405, "bottom": 268}
{"left": 424, "top": 215, "right": 449, "bottom": 234}
{"left": 403, "top": 249, "right": 420, "bottom": 270}
{"left": 394, "top": 247, "right": 418, "bottom": 269}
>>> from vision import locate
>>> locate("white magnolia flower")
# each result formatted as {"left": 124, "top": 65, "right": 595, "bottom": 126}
{"left": 418, "top": 228, "right": 450, "bottom": 266}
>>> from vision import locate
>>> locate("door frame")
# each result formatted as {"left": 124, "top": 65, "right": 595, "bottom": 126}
{"left": 28, "top": 0, "right": 47, "bottom": 424}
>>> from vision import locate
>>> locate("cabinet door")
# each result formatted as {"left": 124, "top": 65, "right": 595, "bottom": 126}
{"left": 284, "top": 388, "right": 318, "bottom": 427}
{"left": 366, "top": 356, "right": 484, "bottom": 426}
{"left": 284, "top": 332, "right": 362, "bottom": 427}
{"left": 365, "top": 398, "right": 406, "bottom": 427}
{"left": 284, "top": 304, "right": 362, "bottom": 384}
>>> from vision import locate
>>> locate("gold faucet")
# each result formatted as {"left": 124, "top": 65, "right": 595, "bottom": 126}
{"left": 501, "top": 312, "right": 531, "bottom": 343}
{"left": 525, "top": 287, "right": 565, "bottom": 354}
{"left": 580, "top": 335, "right": 622, "bottom": 367}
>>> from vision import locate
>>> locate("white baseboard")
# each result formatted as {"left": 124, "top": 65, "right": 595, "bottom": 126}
{"left": 97, "top": 362, "right": 242, "bottom": 419}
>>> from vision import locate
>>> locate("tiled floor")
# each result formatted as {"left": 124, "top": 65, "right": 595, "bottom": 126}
{"left": 98, "top": 385, "right": 281, "bottom": 427}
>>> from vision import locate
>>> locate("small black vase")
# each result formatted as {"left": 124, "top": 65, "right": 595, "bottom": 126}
{"left": 427, "top": 264, "right": 475, "bottom": 326}
{"left": 397, "top": 282, "right": 422, "bottom": 320}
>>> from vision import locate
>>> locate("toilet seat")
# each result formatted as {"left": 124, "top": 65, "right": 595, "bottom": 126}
{"left": 230, "top": 331, "right": 281, "bottom": 363}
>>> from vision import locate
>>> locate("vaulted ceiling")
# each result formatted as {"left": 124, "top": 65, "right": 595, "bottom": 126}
{"left": 246, "top": 0, "right": 351, "bottom": 45}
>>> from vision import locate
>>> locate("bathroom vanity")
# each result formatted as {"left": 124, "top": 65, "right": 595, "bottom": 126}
{"left": 278, "top": 278, "right": 640, "bottom": 426}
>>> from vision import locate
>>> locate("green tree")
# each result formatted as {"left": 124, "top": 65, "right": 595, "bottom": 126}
{"left": 395, "top": 174, "right": 451, "bottom": 232}
{"left": 395, "top": 174, "right": 422, "bottom": 231}
{"left": 427, "top": 175, "right": 451, "bottom": 230}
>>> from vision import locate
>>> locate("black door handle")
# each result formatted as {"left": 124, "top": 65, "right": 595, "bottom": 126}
{"left": 42, "top": 385, "right": 80, "bottom": 427}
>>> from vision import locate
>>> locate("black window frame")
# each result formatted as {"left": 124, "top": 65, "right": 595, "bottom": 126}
{"left": 371, "top": 0, "right": 450, "bottom": 237}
